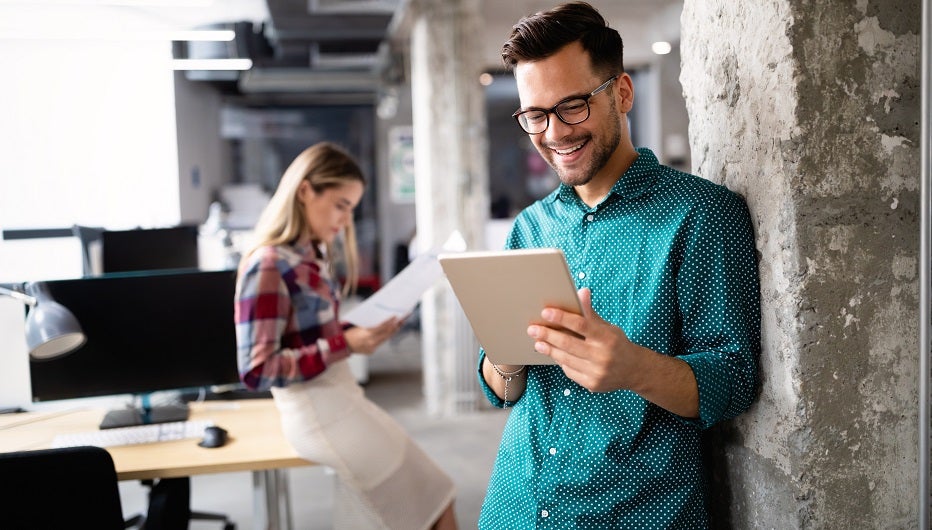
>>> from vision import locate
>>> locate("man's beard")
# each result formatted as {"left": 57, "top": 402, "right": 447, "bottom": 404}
{"left": 543, "top": 106, "right": 623, "bottom": 187}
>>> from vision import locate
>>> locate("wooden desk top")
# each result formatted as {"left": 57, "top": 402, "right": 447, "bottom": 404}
{"left": 0, "top": 399, "right": 312, "bottom": 481}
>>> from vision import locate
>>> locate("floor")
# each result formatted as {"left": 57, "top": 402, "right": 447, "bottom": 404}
{"left": 117, "top": 332, "right": 510, "bottom": 529}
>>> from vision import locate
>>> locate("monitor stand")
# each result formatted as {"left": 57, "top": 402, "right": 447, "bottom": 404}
{"left": 99, "top": 402, "right": 190, "bottom": 429}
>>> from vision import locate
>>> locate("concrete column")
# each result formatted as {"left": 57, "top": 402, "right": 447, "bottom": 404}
{"left": 680, "top": 1, "right": 921, "bottom": 527}
{"left": 409, "top": 0, "right": 489, "bottom": 416}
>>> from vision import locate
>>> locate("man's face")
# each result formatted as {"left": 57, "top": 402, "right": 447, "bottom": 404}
{"left": 514, "top": 41, "right": 631, "bottom": 187}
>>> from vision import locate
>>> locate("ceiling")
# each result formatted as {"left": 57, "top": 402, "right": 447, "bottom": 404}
{"left": 0, "top": 0, "right": 682, "bottom": 95}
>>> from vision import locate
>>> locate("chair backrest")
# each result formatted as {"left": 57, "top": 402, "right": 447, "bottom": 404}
{"left": 0, "top": 445, "right": 125, "bottom": 530}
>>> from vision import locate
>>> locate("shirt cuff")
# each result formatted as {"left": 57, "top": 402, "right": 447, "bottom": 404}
{"left": 679, "top": 352, "right": 731, "bottom": 429}
{"left": 477, "top": 350, "right": 508, "bottom": 408}
{"left": 318, "top": 334, "right": 351, "bottom": 365}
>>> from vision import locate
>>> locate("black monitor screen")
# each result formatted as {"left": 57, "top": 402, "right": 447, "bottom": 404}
{"left": 101, "top": 226, "right": 199, "bottom": 274}
{"left": 29, "top": 269, "right": 240, "bottom": 403}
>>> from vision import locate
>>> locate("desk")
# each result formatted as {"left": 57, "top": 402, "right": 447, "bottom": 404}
{"left": 0, "top": 399, "right": 313, "bottom": 530}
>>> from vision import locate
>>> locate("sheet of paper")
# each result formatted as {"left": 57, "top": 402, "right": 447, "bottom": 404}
{"left": 342, "top": 232, "right": 467, "bottom": 327}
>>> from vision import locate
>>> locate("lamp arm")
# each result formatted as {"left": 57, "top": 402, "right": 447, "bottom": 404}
{"left": 0, "top": 285, "right": 37, "bottom": 306}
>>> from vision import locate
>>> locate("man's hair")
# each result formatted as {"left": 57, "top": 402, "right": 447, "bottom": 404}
{"left": 501, "top": 2, "right": 624, "bottom": 76}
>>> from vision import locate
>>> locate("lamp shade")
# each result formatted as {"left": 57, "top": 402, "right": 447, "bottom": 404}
{"left": 24, "top": 282, "right": 86, "bottom": 360}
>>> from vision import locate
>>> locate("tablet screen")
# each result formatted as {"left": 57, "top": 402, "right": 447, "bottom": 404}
{"left": 438, "top": 248, "right": 581, "bottom": 365}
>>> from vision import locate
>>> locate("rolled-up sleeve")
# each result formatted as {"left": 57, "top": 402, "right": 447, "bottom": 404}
{"left": 676, "top": 189, "right": 761, "bottom": 428}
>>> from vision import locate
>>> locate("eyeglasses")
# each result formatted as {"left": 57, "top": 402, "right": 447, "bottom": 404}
{"left": 512, "top": 75, "right": 618, "bottom": 135}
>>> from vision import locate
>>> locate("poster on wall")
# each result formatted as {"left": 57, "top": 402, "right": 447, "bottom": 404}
{"left": 389, "top": 126, "right": 415, "bottom": 204}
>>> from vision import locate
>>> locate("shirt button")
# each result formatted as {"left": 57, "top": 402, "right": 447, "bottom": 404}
{"left": 577, "top": 271, "right": 586, "bottom": 280}
{"left": 541, "top": 510, "right": 550, "bottom": 518}
{"left": 586, "top": 214, "right": 594, "bottom": 222}
{"left": 563, "top": 389, "right": 571, "bottom": 396}
{"left": 549, "top": 447, "right": 556, "bottom": 455}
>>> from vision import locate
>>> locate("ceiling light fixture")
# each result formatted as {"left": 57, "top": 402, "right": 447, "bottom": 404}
{"left": 651, "top": 41, "right": 673, "bottom": 55}
{"left": 171, "top": 58, "right": 253, "bottom": 71}
{"left": 168, "top": 30, "right": 235, "bottom": 42}
{"left": 0, "top": 29, "right": 235, "bottom": 41}
{"left": 0, "top": 0, "right": 214, "bottom": 6}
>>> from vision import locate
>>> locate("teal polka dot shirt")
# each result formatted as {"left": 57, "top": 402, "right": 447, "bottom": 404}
{"left": 477, "top": 148, "right": 761, "bottom": 529}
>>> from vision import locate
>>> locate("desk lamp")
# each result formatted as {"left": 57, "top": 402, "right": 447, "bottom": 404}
{"left": 0, "top": 282, "right": 86, "bottom": 359}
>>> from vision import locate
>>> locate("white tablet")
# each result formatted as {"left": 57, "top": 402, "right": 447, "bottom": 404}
{"left": 438, "top": 247, "right": 582, "bottom": 365}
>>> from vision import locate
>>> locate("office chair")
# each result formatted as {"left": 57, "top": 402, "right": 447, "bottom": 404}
{"left": 124, "top": 476, "right": 236, "bottom": 530}
{"left": 0, "top": 445, "right": 126, "bottom": 530}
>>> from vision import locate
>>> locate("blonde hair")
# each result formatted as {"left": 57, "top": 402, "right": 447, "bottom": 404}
{"left": 241, "top": 142, "right": 365, "bottom": 295}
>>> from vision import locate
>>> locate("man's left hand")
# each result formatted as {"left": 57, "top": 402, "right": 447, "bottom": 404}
{"left": 527, "top": 287, "right": 646, "bottom": 393}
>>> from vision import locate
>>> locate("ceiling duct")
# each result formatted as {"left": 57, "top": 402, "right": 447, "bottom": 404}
{"left": 172, "top": 21, "right": 270, "bottom": 84}
{"left": 311, "top": 40, "right": 382, "bottom": 70}
{"left": 175, "top": 0, "right": 403, "bottom": 95}
{"left": 308, "top": 0, "right": 400, "bottom": 13}
{"left": 243, "top": 0, "right": 397, "bottom": 94}
{"left": 238, "top": 68, "right": 381, "bottom": 94}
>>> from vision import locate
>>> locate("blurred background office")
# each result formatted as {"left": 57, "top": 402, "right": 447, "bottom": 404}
{"left": 0, "top": 0, "right": 687, "bottom": 408}
{"left": 0, "top": 1, "right": 926, "bottom": 529}
{"left": 0, "top": 2, "right": 687, "bottom": 526}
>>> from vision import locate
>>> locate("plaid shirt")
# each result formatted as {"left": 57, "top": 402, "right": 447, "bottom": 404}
{"left": 234, "top": 243, "right": 350, "bottom": 391}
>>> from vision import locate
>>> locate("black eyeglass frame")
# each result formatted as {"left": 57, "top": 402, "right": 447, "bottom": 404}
{"left": 512, "top": 75, "right": 619, "bottom": 135}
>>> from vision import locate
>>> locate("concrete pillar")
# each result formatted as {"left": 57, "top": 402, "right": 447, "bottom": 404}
{"left": 680, "top": 1, "right": 921, "bottom": 527}
{"left": 408, "top": 0, "right": 489, "bottom": 416}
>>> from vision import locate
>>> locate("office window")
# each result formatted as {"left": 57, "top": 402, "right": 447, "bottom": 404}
{"left": 0, "top": 38, "right": 180, "bottom": 281}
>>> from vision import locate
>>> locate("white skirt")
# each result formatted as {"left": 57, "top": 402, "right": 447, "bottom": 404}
{"left": 270, "top": 361, "right": 456, "bottom": 530}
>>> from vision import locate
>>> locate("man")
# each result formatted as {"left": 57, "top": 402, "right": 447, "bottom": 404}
{"left": 477, "top": 2, "right": 761, "bottom": 528}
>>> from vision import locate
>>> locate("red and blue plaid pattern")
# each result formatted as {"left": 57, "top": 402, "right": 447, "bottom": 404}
{"left": 234, "top": 244, "right": 350, "bottom": 391}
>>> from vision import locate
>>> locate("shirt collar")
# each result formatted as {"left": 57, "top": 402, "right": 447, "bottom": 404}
{"left": 292, "top": 239, "right": 325, "bottom": 261}
{"left": 546, "top": 147, "right": 661, "bottom": 205}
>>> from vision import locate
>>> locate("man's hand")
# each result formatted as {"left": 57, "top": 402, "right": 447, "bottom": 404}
{"left": 527, "top": 288, "right": 699, "bottom": 418}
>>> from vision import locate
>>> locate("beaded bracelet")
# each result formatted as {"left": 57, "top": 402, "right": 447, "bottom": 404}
{"left": 490, "top": 362, "right": 526, "bottom": 407}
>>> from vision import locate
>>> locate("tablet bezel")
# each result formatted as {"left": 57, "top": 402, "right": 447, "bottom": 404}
{"left": 438, "top": 247, "right": 582, "bottom": 365}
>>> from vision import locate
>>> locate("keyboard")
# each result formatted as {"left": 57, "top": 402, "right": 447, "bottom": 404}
{"left": 51, "top": 419, "right": 214, "bottom": 449}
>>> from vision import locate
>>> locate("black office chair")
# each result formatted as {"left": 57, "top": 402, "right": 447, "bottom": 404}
{"left": 124, "top": 477, "right": 236, "bottom": 530}
{"left": 0, "top": 445, "right": 126, "bottom": 530}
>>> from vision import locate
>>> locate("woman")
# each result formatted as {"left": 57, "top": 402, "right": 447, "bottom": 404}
{"left": 234, "top": 142, "right": 457, "bottom": 530}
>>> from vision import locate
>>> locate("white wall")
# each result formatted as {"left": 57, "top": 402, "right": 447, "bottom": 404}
{"left": 0, "top": 38, "right": 180, "bottom": 235}
{"left": 174, "top": 72, "right": 234, "bottom": 225}
{"left": 0, "top": 31, "right": 183, "bottom": 408}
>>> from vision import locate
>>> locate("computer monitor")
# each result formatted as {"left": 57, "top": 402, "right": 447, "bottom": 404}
{"left": 28, "top": 269, "right": 240, "bottom": 428}
{"left": 100, "top": 225, "right": 199, "bottom": 274}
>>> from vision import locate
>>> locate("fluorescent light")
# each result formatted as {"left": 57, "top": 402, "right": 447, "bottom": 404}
{"left": 0, "top": 0, "right": 213, "bottom": 6}
{"left": 0, "top": 29, "right": 235, "bottom": 41}
{"left": 171, "top": 58, "right": 252, "bottom": 70}
{"left": 168, "top": 30, "right": 235, "bottom": 42}
{"left": 651, "top": 41, "right": 672, "bottom": 55}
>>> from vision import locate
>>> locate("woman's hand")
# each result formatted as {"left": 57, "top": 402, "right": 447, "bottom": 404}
{"left": 344, "top": 316, "right": 404, "bottom": 354}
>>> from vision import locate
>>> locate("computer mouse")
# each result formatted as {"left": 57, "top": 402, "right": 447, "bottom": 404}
{"left": 198, "top": 425, "right": 228, "bottom": 448}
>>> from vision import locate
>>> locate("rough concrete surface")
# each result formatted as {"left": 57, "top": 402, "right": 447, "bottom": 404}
{"left": 681, "top": 0, "right": 921, "bottom": 527}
